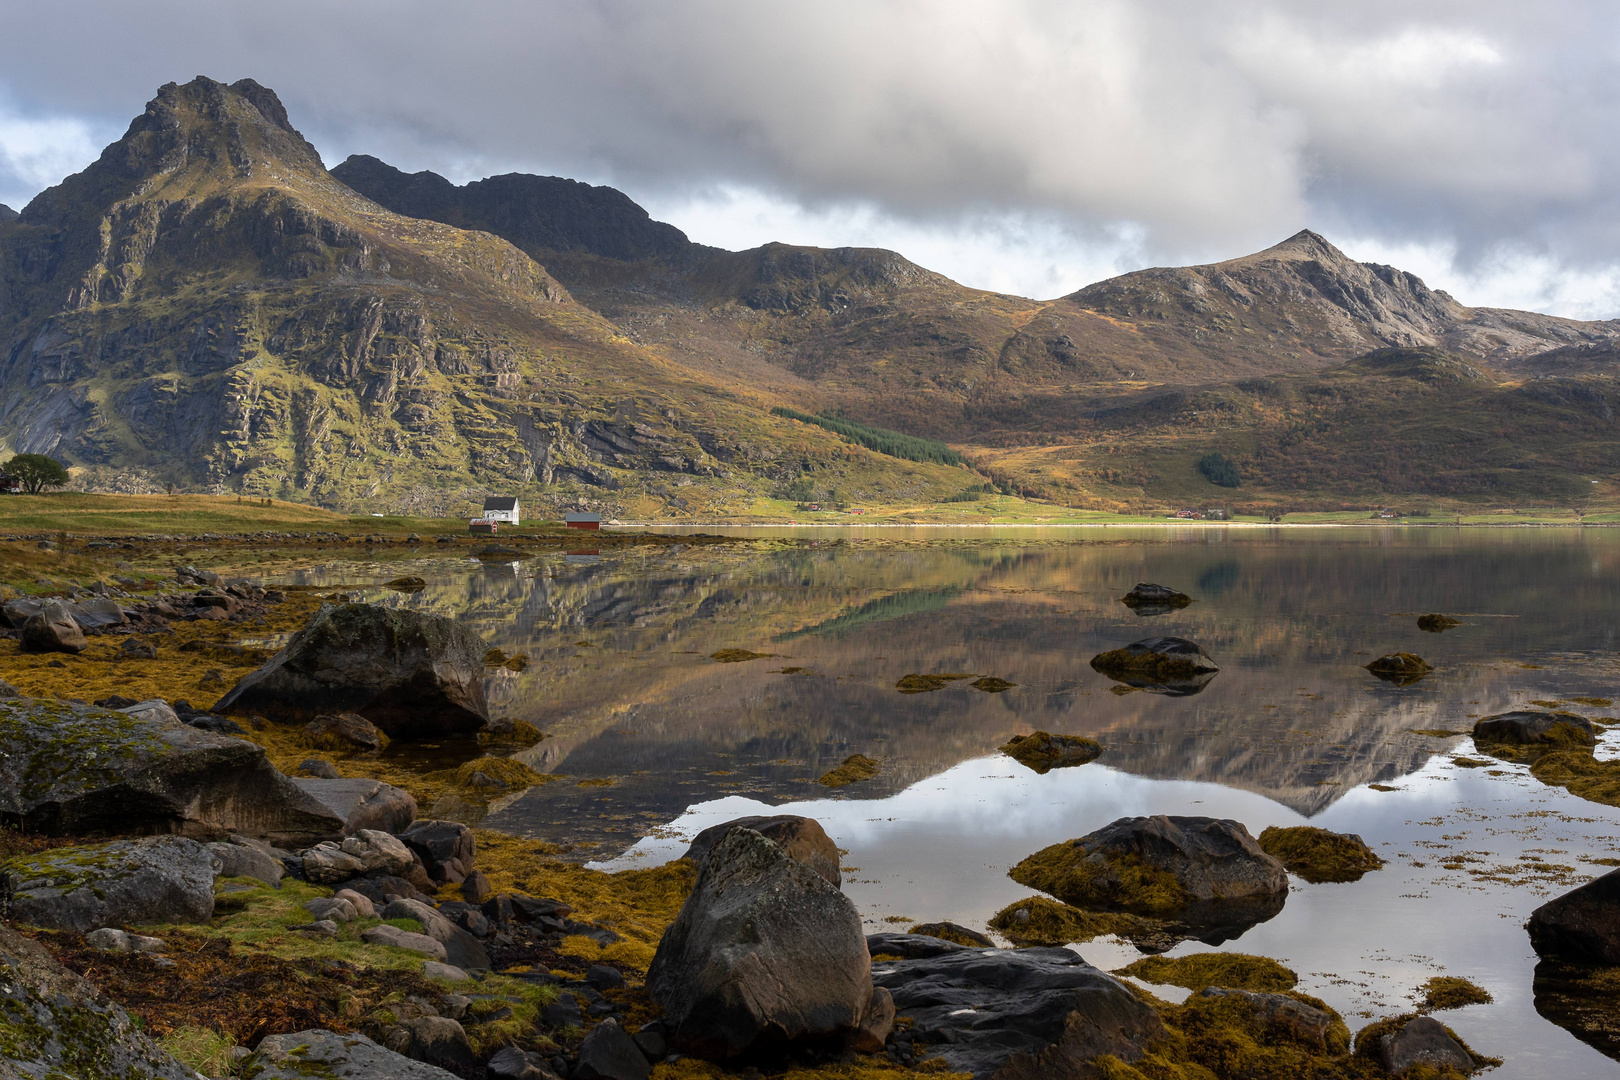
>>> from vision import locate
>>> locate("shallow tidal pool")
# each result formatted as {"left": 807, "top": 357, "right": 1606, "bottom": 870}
{"left": 267, "top": 525, "right": 1620, "bottom": 1078}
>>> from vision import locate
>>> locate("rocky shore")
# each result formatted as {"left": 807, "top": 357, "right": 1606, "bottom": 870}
{"left": 0, "top": 563, "right": 1593, "bottom": 1079}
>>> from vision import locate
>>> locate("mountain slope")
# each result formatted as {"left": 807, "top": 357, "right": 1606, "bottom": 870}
{"left": 336, "top": 161, "right": 1620, "bottom": 444}
{"left": 0, "top": 79, "right": 979, "bottom": 514}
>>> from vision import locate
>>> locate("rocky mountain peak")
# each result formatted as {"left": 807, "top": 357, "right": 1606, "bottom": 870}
{"left": 1252, "top": 228, "right": 1344, "bottom": 262}
{"left": 0, "top": 203, "right": 17, "bottom": 223}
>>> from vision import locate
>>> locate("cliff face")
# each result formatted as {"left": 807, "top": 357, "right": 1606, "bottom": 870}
{"left": 0, "top": 79, "right": 973, "bottom": 513}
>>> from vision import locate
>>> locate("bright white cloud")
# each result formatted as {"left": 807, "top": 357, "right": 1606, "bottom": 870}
{"left": 0, "top": 104, "right": 108, "bottom": 210}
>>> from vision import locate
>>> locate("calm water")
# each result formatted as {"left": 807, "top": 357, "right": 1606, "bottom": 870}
{"left": 266, "top": 527, "right": 1620, "bottom": 1078}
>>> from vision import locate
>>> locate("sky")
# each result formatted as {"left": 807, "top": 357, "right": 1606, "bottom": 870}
{"left": 2, "top": 0, "right": 1618, "bottom": 315}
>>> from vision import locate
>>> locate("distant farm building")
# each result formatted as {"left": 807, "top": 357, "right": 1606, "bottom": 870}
{"left": 565, "top": 512, "right": 602, "bottom": 531}
{"left": 469, "top": 519, "right": 497, "bottom": 535}
{"left": 482, "top": 496, "right": 520, "bottom": 525}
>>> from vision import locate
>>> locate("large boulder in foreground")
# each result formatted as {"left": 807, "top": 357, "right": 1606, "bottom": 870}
{"left": 215, "top": 602, "right": 490, "bottom": 737}
{"left": 0, "top": 698, "right": 342, "bottom": 845}
{"left": 1473, "top": 710, "right": 1597, "bottom": 751}
{"left": 1010, "top": 815, "right": 1287, "bottom": 942}
{"left": 0, "top": 923, "right": 194, "bottom": 1080}
{"left": 682, "top": 814, "right": 842, "bottom": 887}
{"left": 20, "top": 600, "right": 88, "bottom": 654}
{"left": 867, "top": 932, "right": 1163, "bottom": 1079}
{"left": 1528, "top": 866, "right": 1620, "bottom": 964}
{"left": 648, "top": 828, "right": 873, "bottom": 1059}
{"left": 1, "top": 836, "right": 217, "bottom": 932}
{"left": 249, "top": 1029, "right": 461, "bottom": 1080}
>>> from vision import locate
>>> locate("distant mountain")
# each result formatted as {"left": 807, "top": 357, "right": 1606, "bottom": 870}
{"left": 0, "top": 78, "right": 977, "bottom": 513}
{"left": 0, "top": 204, "right": 16, "bottom": 223}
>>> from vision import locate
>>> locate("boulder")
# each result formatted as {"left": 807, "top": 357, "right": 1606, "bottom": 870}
{"left": 1369, "top": 1015, "right": 1476, "bottom": 1076}
{"left": 1473, "top": 710, "right": 1597, "bottom": 750}
{"left": 85, "top": 928, "right": 166, "bottom": 953}
{"left": 305, "top": 897, "right": 359, "bottom": 922}
{"left": 293, "top": 777, "right": 417, "bottom": 835}
{"left": 399, "top": 1016, "right": 475, "bottom": 1071}
{"left": 682, "top": 814, "right": 842, "bottom": 886}
{"left": 648, "top": 827, "right": 872, "bottom": 1058}
{"left": 1256, "top": 826, "right": 1383, "bottom": 884}
{"left": 0, "top": 677, "right": 19, "bottom": 698}
{"left": 300, "top": 843, "right": 366, "bottom": 883}
{"left": 1198, "top": 987, "right": 1337, "bottom": 1051}
{"left": 326, "top": 829, "right": 416, "bottom": 875}
{"left": 999, "top": 732, "right": 1102, "bottom": 774}
{"left": 1417, "top": 613, "right": 1461, "bottom": 632}
{"left": 208, "top": 841, "right": 285, "bottom": 886}
{"left": 460, "top": 869, "right": 493, "bottom": 904}
{"left": 574, "top": 1018, "right": 651, "bottom": 1080}
{"left": 868, "top": 933, "right": 1164, "bottom": 1078}
{"left": 1089, "top": 637, "right": 1218, "bottom": 695}
{"left": 250, "top": 1029, "right": 461, "bottom": 1080}
{"left": 335, "top": 887, "right": 377, "bottom": 917}
{"left": 383, "top": 898, "right": 492, "bottom": 970}
{"left": 400, "top": 819, "right": 477, "bottom": 883}
{"left": 20, "top": 600, "right": 88, "bottom": 654}
{"left": 423, "top": 961, "right": 471, "bottom": 982}
{"left": 0, "top": 698, "right": 342, "bottom": 845}
{"left": 306, "top": 711, "right": 389, "bottom": 751}
{"left": 214, "top": 602, "right": 491, "bottom": 737}
{"left": 488, "top": 1046, "right": 563, "bottom": 1080}
{"left": 1, "top": 836, "right": 217, "bottom": 932}
{"left": 1528, "top": 866, "right": 1620, "bottom": 964}
{"left": 298, "top": 758, "right": 342, "bottom": 778}
{"left": 68, "top": 597, "right": 127, "bottom": 630}
{"left": 0, "top": 924, "right": 195, "bottom": 1080}
{"left": 868, "top": 932, "right": 980, "bottom": 960}
{"left": 361, "top": 924, "right": 449, "bottom": 961}
{"left": 1009, "top": 816, "right": 1287, "bottom": 944}
{"left": 907, "top": 921, "right": 995, "bottom": 948}
{"left": 1, "top": 595, "right": 44, "bottom": 628}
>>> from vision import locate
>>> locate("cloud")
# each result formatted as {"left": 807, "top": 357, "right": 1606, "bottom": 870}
{"left": 1, "top": 0, "right": 1618, "bottom": 311}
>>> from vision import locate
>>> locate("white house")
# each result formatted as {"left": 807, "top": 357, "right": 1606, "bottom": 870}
{"left": 482, "top": 496, "right": 520, "bottom": 525}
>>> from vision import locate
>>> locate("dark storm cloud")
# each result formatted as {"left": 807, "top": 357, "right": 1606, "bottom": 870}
{"left": 1, "top": 0, "right": 1618, "bottom": 307}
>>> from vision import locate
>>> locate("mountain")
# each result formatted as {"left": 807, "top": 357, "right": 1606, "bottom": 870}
{"left": 0, "top": 78, "right": 979, "bottom": 514}
{"left": 0, "top": 204, "right": 17, "bottom": 223}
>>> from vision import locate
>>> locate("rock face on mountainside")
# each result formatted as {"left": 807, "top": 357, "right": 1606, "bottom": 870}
{"left": 0, "top": 77, "right": 838, "bottom": 515}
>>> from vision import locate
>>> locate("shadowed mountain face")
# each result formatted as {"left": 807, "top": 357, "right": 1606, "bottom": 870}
{"left": 0, "top": 79, "right": 980, "bottom": 514}
{"left": 0, "top": 205, "right": 17, "bottom": 223}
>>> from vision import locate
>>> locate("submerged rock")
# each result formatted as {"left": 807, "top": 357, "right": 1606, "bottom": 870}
{"left": 817, "top": 753, "right": 880, "bottom": 788}
{"left": 867, "top": 932, "right": 1163, "bottom": 1078}
{"left": 20, "top": 600, "right": 87, "bottom": 654}
{"left": 214, "top": 602, "right": 490, "bottom": 737}
{"left": 1010, "top": 815, "right": 1287, "bottom": 947}
{"left": 1364, "top": 652, "right": 1433, "bottom": 685}
{"left": 682, "top": 814, "right": 842, "bottom": 886}
{"left": 0, "top": 698, "right": 342, "bottom": 844}
{"left": 1417, "top": 613, "right": 1461, "bottom": 632}
{"left": 1528, "top": 866, "right": 1620, "bottom": 964}
{"left": 648, "top": 828, "right": 872, "bottom": 1059}
{"left": 999, "top": 731, "right": 1102, "bottom": 774}
{"left": 250, "top": 1029, "right": 462, "bottom": 1080}
{"left": 1473, "top": 710, "right": 1597, "bottom": 751}
{"left": 1257, "top": 825, "right": 1384, "bottom": 884}
{"left": 1, "top": 836, "right": 217, "bottom": 931}
{"left": 0, "top": 924, "right": 195, "bottom": 1080}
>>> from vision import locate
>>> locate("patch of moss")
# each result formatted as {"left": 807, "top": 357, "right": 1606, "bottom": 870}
{"left": 1419, "top": 976, "right": 1492, "bottom": 1011}
{"left": 1529, "top": 749, "right": 1620, "bottom": 808}
{"left": 1010, "top": 842, "right": 1191, "bottom": 914}
{"left": 817, "top": 754, "right": 880, "bottom": 788}
{"left": 1116, "top": 953, "right": 1298, "bottom": 993}
{"left": 998, "top": 731, "right": 1102, "bottom": 774}
{"left": 1417, "top": 614, "right": 1460, "bottom": 632}
{"left": 710, "top": 649, "right": 775, "bottom": 663}
{"left": 894, "top": 673, "right": 975, "bottom": 694}
{"left": 477, "top": 719, "right": 543, "bottom": 747}
{"left": 159, "top": 1024, "right": 239, "bottom": 1076}
{"left": 1257, "top": 826, "right": 1383, "bottom": 884}
{"left": 451, "top": 755, "right": 549, "bottom": 789}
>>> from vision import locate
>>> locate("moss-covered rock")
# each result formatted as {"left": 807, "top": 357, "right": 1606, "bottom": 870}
{"left": 0, "top": 924, "right": 195, "bottom": 1080}
{"left": 1363, "top": 652, "right": 1433, "bottom": 685}
{"left": 1419, "top": 976, "right": 1492, "bottom": 1011}
{"left": 1090, "top": 637, "right": 1219, "bottom": 683}
{"left": 999, "top": 731, "right": 1102, "bottom": 774}
{"left": 1257, "top": 826, "right": 1384, "bottom": 884}
{"left": 817, "top": 754, "right": 880, "bottom": 788}
{"left": 988, "top": 895, "right": 1153, "bottom": 947}
{"left": 1116, "top": 952, "right": 1298, "bottom": 993}
{"left": 1473, "top": 710, "right": 1597, "bottom": 753}
{"left": 1417, "top": 613, "right": 1461, "bottom": 632}
{"left": 0, "top": 698, "right": 341, "bottom": 844}
{"left": 1, "top": 836, "right": 216, "bottom": 932}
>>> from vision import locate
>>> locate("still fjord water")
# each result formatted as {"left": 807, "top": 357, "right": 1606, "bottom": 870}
{"left": 267, "top": 527, "right": 1620, "bottom": 1078}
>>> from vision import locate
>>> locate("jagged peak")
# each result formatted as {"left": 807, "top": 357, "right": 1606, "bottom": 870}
{"left": 1241, "top": 229, "right": 1350, "bottom": 264}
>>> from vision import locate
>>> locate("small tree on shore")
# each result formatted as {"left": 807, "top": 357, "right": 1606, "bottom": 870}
{"left": 3, "top": 454, "right": 69, "bottom": 494}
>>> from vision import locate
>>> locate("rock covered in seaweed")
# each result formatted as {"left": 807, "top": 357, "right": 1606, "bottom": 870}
{"left": 647, "top": 827, "right": 874, "bottom": 1059}
{"left": 1364, "top": 652, "right": 1433, "bottom": 685}
{"left": 1119, "top": 583, "right": 1192, "bottom": 615}
{"left": 1257, "top": 825, "right": 1384, "bottom": 883}
{"left": 1473, "top": 710, "right": 1597, "bottom": 750}
{"left": 1090, "top": 637, "right": 1219, "bottom": 694}
{"left": 1000, "top": 731, "right": 1102, "bottom": 774}
{"left": 0, "top": 924, "right": 196, "bottom": 1080}
{"left": 214, "top": 602, "right": 490, "bottom": 737}
{"left": 1417, "top": 613, "right": 1461, "bottom": 632}
{"left": 0, "top": 697, "right": 342, "bottom": 844}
